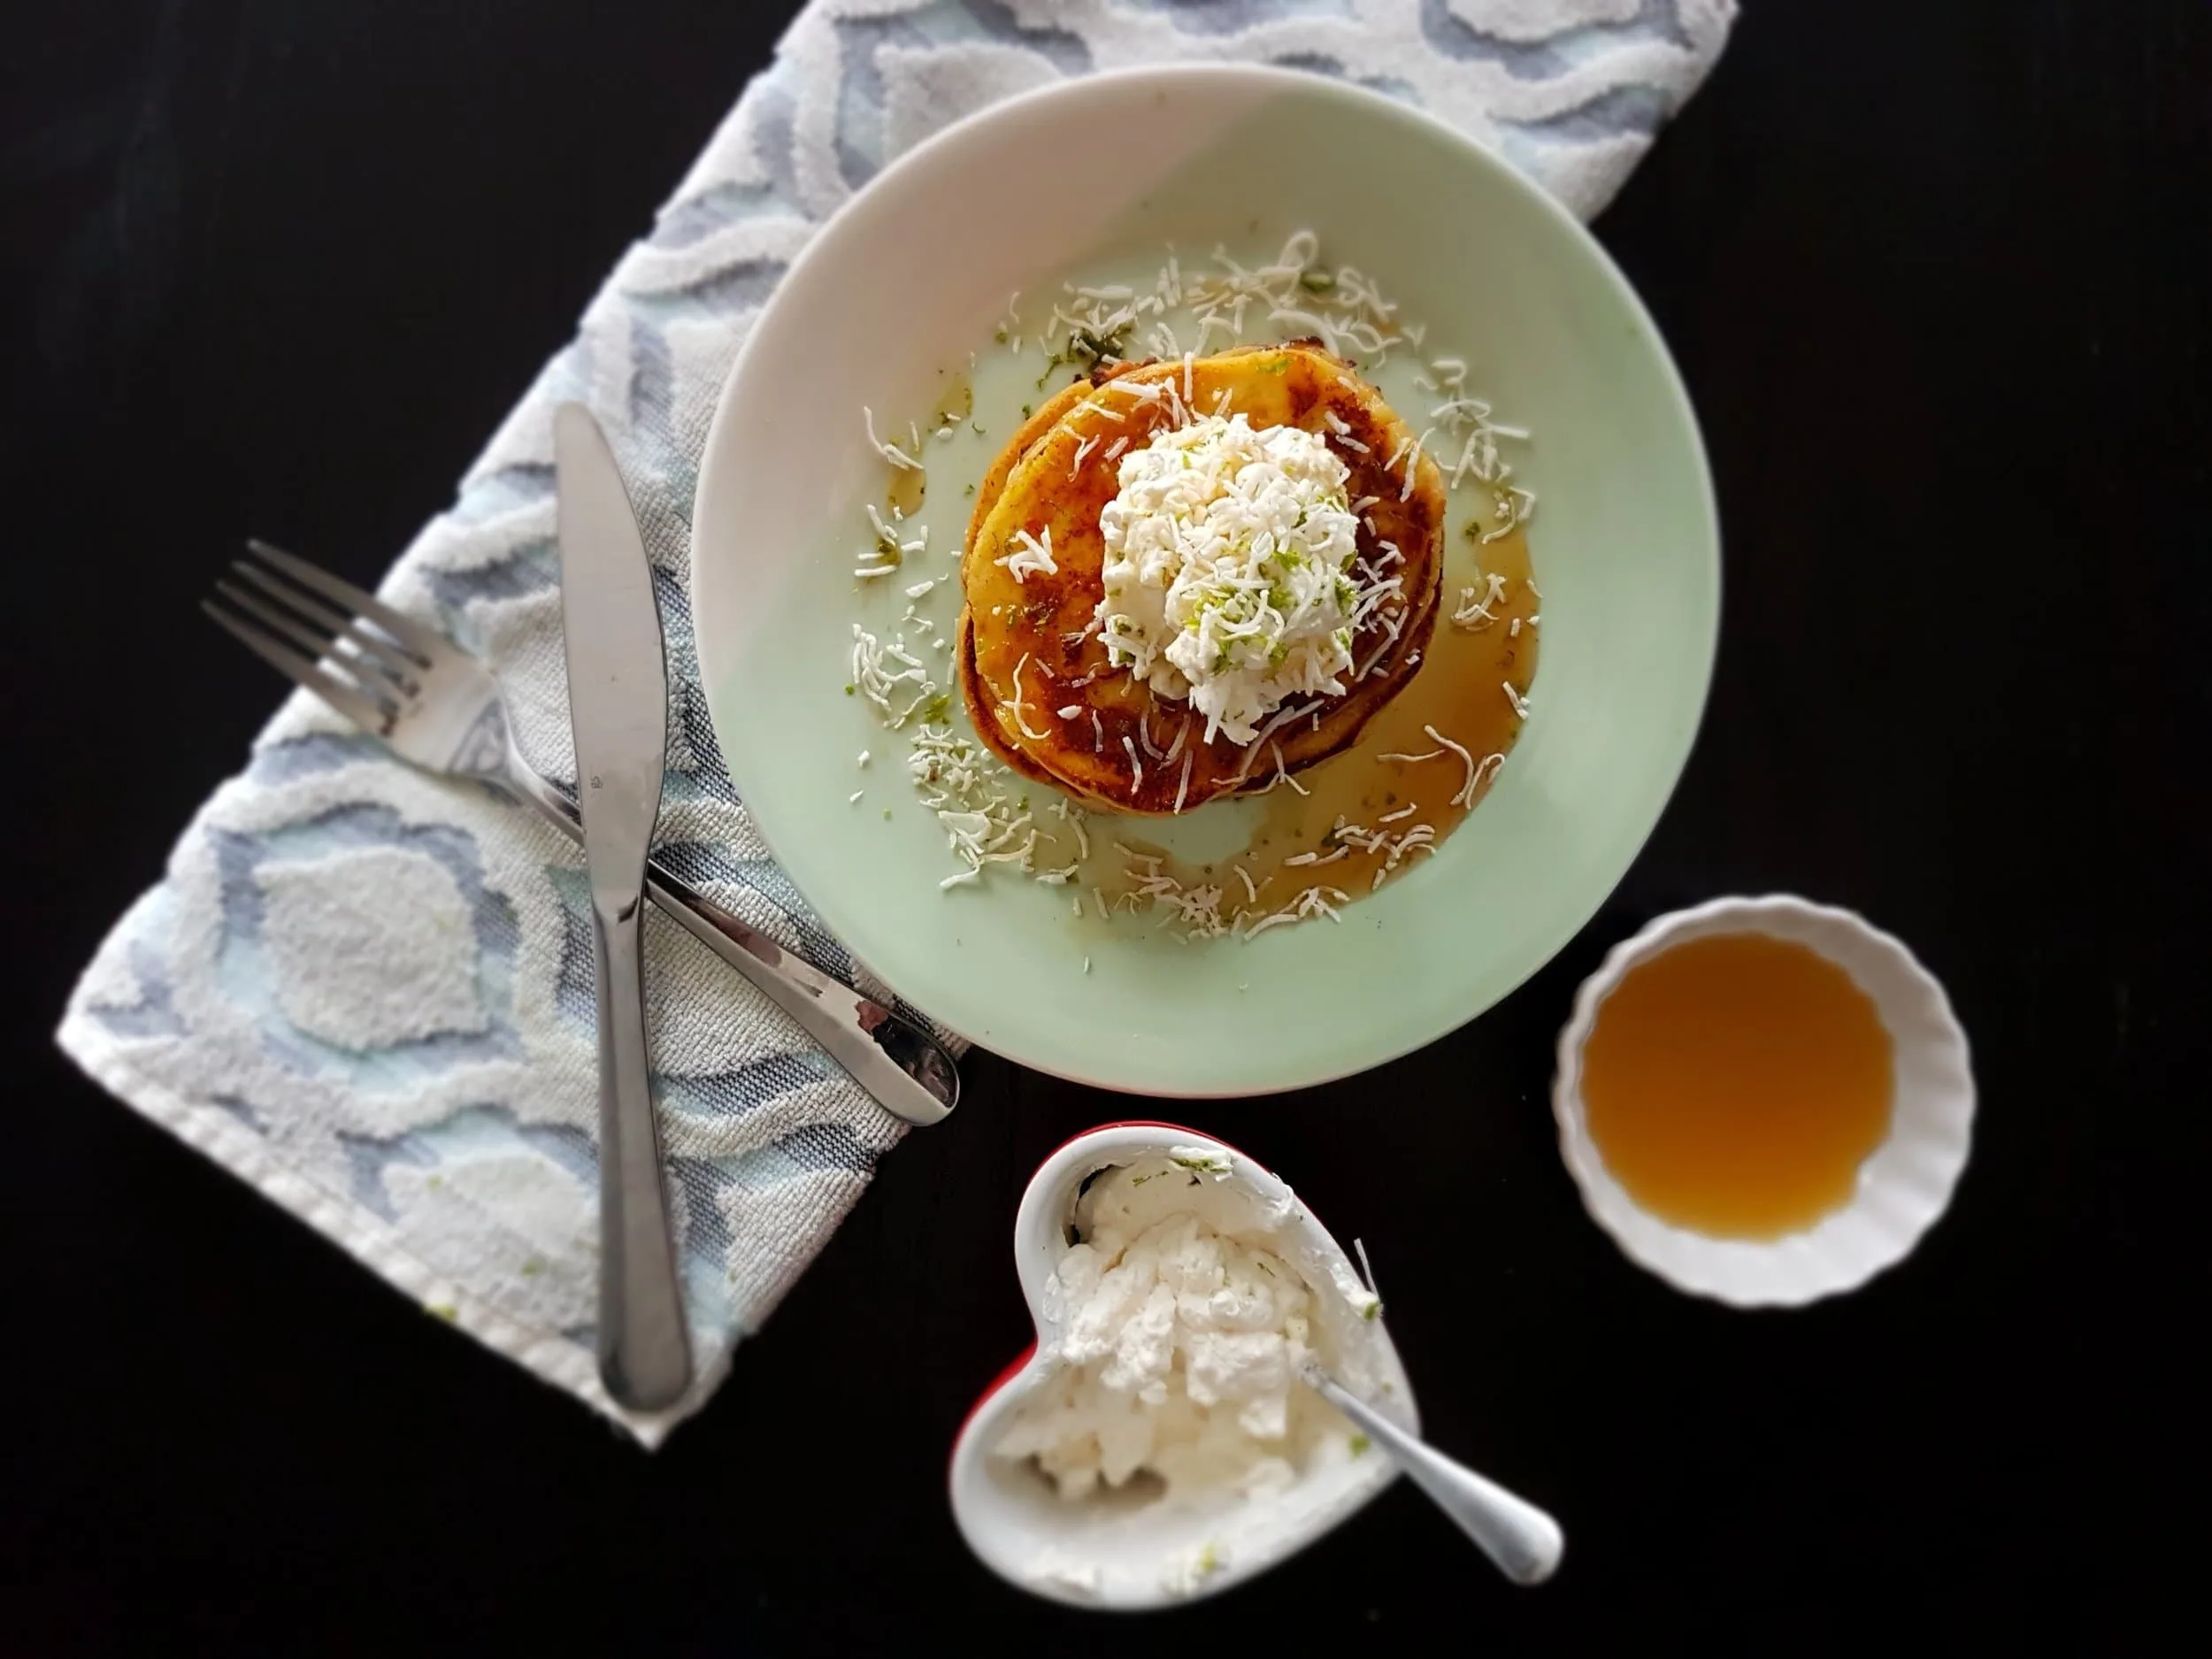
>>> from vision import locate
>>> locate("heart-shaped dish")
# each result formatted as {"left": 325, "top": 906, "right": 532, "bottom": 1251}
{"left": 949, "top": 1123, "right": 1417, "bottom": 1609}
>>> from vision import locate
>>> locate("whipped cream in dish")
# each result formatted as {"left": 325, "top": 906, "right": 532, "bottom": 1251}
{"left": 993, "top": 1150, "right": 1379, "bottom": 1525}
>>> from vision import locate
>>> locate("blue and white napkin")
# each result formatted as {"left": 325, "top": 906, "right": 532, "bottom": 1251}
{"left": 58, "top": 0, "right": 1735, "bottom": 1444}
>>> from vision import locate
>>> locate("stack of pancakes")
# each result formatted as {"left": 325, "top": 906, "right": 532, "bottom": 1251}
{"left": 956, "top": 343, "right": 1444, "bottom": 815}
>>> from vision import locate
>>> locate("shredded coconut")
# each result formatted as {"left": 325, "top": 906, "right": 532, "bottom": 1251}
{"left": 997, "top": 526, "right": 1058, "bottom": 583}
{"left": 863, "top": 406, "right": 921, "bottom": 472}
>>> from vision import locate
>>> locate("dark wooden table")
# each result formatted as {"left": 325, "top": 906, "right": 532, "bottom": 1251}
{"left": 4, "top": 3, "right": 2196, "bottom": 1650}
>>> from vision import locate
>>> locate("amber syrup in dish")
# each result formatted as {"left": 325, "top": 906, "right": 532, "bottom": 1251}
{"left": 1580, "top": 933, "right": 1895, "bottom": 1239}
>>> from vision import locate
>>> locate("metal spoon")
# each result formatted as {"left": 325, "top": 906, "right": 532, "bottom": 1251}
{"left": 1300, "top": 1358, "right": 1565, "bottom": 1586}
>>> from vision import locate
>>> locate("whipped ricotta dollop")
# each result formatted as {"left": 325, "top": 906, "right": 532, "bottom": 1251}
{"left": 1094, "top": 413, "right": 1361, "bottom": 746}
{"left": 995, "top": 1152, "right": 1347, "bottom": 1505}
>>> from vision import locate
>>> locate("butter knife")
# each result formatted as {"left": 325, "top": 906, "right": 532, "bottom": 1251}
{"left": 557, "top": 402, "right": 693, "bottom": 1411}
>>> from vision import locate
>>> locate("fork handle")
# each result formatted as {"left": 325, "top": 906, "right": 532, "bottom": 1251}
{"left": 507, "top": 767, "right": 958, "bottom": 1127}
{"left": 640, "top": 863, "right": 958, "bottom": 1125}
{"left": 591, "top": 897, "right": 694, "bottom": 1411}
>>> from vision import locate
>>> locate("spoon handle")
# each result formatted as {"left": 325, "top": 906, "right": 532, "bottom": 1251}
{"left": 1311, "top": 1372, "right": 1565, "bottom": 1586}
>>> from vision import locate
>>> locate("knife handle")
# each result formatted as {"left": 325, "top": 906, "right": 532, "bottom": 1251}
{"left": 590, "top": 897, "right": 695, "bottom": 1412}
{"left": 508, "top": 765, "right": 959, "bottom": 1128}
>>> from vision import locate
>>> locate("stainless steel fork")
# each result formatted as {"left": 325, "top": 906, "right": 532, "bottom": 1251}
{"left": 206, "top": 539, "right": 958, "bottom": 1126}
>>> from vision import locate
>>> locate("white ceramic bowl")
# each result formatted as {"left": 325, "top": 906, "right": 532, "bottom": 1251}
{"left": 949, "top": 1124, "right": 1417, "bottom": 1609}
{"left": 1553, "top": 896, "right": 1976, "bottom": 1308}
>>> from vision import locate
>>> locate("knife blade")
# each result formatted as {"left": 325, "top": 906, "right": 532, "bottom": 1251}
{"left": 556, "top": 401, "right": 693, "bottom": 1412}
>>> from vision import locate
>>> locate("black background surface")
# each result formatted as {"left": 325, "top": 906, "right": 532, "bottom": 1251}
{"left": 2, "top": 3, "right": 2200, "bottom": 1652}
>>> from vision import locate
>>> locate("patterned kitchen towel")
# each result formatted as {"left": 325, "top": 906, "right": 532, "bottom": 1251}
{"left": 58, "top": 0, "right": 1734, "bottom": 1446}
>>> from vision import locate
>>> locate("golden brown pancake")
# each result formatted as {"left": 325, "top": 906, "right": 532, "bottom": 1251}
{"left": 957, "top": 343, "right": 1443, "bottom": 815}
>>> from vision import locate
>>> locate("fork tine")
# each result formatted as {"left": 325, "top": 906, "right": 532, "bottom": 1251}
{"left": 227, "top": 563, "right": 421, "bottom": 683}
{"left": 204, "top": 601, "right": 397, "bottom": 735}
{"left": 243, "top": 539, "right": 445, "bottom": 662}
{"left": 229, "top": 559, "right": 348, "bottom": 633}
{"left": 215, "top": 579, "right": 345, "bottom": 664}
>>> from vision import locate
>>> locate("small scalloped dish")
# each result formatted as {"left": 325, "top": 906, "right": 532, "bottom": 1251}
{"left": 1553, "top": 896, "right": 1975, "bottom": 1308}
{"left": 950, "top": 1124, "right": 1417, "bottom": 1609}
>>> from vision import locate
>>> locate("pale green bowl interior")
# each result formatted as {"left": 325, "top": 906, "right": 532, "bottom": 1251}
{"left": 690, "top": 67, "right": 1717, "bottom": 1097}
